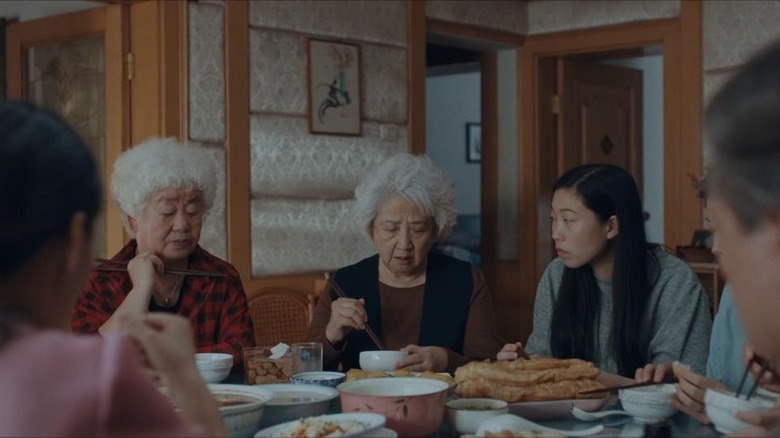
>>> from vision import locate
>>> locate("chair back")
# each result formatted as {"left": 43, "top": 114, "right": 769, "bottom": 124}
{"left": 248, "top": 288, "right": 313, "bottom": 347}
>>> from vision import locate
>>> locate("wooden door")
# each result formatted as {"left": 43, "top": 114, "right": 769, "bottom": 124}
{"left": 558, "top": 60, "right": 643, "bottom": 187}
{"left": 6, "top": 5, "right": 130, "bottom": 258}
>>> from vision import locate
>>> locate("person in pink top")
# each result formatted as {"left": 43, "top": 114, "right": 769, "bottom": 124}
{"left": 0, "top": 101, "right": 226, "bottom": 437}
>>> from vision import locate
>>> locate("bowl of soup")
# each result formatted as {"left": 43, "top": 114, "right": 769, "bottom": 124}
{"left": 255, "top": 383, "right": 340, "bottom": 428}
{"left": 208, "top": 384, "right": 273, "bottom": 437}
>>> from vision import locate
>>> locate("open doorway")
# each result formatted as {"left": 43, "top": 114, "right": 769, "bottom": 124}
{"left": 410, "top": 21, "right": 524, "bottom": 338}
{"left": 426, "top": 43, "right": 483, "bottom": 266}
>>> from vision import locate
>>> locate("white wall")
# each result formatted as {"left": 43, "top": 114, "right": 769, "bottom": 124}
{"left": 425, "top": 71, "right": 481, "bottom": 215}
{"left": 0, "top": 1, "right": 101, "bottom": 21}
{"left": 602, "top": 55, "right": 664, "bottom": 244}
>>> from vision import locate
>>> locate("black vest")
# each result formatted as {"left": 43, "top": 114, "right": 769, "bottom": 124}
{"left": 330, "top": 253, "right": 473, "bottom": 371}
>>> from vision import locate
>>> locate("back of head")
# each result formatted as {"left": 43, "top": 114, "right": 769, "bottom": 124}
{"left": 0, "top": 101, "right": 102, "bottom": 277}
{"left": 554, "top": 163, "right": 647, "bottom": 253}
{"left": 354, "top": 152, "right": 456, "bottom": 240}
{"left": 706, "top": 40, "right": 780, "bottom": 231}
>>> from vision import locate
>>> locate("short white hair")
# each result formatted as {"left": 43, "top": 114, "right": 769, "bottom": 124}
{"left": 111, "top": 137, "right": 217, "bottom": 235}
{"left": 354, "top": 153, "right": 457, "bottom": 240}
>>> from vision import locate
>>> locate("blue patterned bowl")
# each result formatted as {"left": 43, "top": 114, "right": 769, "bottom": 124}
{"left": 290, "top": 371, "right": 346, "bottom": 388}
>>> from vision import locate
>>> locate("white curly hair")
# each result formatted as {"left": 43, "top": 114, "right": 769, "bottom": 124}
{"left": 111, "top": 137, "right": 217, "bottom": 235}
{"left": 354, "top": 152, "right": 457, "bottom": 241}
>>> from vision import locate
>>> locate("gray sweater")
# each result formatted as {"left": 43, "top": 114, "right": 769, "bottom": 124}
{"left": 525, "top": 247, "right": 712, "bottom": 375}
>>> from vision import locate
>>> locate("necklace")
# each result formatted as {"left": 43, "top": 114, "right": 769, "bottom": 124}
{"left": 157, "top": 275, "right": 183, "bottom": 306}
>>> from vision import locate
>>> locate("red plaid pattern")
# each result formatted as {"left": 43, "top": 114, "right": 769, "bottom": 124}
{"left": 71, "top": 240, "right": 255, "bottom": 365}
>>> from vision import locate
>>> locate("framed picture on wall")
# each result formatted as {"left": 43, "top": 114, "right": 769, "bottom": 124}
{"left": 466, "top": 122, "right": 481, "bottom": 163}
{"left": 307, "top": 38, "right": 361, "bottom": 136}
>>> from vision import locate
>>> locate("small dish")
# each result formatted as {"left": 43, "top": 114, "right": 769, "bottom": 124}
{"left": 619, "top": 383, "right": 677, "bottom": 423}
{"left": 359, "top": 350, "right": 408, "bottom": 372}
{"left": 195, "top": 353, "right": 233, "bottom": 383}
{"left": 290, "top": 371, "right": 346, "bottom": 388}
{"left": 447, "top": 398, "right": 509, "bottom": 435}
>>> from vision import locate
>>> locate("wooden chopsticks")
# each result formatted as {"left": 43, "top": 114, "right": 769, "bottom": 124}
{"left": 327, "top": 278, "right": 385, "bottom": 351}
{"left": 736, "top": 354, "right": 772, "bottom": 400}
{"left": 579, "top": 376, "right": 677, "bottom": 395}
{"left": 93, "top": 258, "right": 227, "bottom": 277}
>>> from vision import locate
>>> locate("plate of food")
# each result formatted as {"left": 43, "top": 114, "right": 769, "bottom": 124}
{"left": 254, "top": 412, "right": 386, "bottom": 437}
{"left": 346, "top": 369, "right": 455, "bottom": 387}
{"left": 454, "top": 358, "right": 631, "bottom": 421}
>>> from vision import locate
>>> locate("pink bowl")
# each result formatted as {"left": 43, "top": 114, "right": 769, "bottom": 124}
{"left": 337, "top": 377, "right": 448, "bottom": 436}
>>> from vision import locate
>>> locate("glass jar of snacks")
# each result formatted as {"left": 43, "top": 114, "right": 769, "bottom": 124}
{"left": 244, "top": 346, "right": 292, "bottom": 384}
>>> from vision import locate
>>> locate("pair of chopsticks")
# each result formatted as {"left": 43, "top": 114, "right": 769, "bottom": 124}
{"left": 579, "top": 376, "right": 677, "bottom": 396}
{"left": 736, "top": 354, "right": 773, "bottom": 400}
{"left": 93, "top": 258, "right": 227, "bottom": 277}
{"left": 327, "top": 278, "right": 385, "bottom": 351}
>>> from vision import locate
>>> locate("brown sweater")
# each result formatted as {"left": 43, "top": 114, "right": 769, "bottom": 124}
{"left": 306, "top": 266, "right": 504, "bottom": 373}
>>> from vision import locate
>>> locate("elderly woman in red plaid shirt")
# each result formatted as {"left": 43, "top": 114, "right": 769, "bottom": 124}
{"left": 72, "top": 138, "right": 254, "bottom": 365}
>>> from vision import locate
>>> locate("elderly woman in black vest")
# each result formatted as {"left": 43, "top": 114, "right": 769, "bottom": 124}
{"left": 306, "top": 153, "right": 504, "bottom": 373}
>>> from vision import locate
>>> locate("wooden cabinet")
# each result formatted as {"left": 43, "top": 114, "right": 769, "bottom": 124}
{"left": 688, "top": 262, "right": 725, "bottom": 316}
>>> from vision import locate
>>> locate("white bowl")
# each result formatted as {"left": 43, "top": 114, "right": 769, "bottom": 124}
{"left": 619, "top": 383, "right": 677, "bottom": 423}
{"left": 446, "top": 398, "right": 509, "bottom": 435}
{"left": 196, "top": 353, "right": 233, "bottom": 383}
{"left": 209, "top": 384, "right": 273, "bottom": 438}
{"left": 705, "top": 388, "right": 775, "bottom": 434}
{"left": 290, "top": 371, "right": 346, "bottom": 388}
{"left": 359, "top": 350, "right": 408, "bottom": 372}
{"left": 255, "top": 383, "right": 340, "bottom": 428}
{"left": 254, "top": 412, "right": 385, "bottom": 437}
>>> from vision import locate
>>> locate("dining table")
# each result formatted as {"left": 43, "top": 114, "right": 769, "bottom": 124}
{"left": 223, "top": 370, "right": 722, "bottom": 437}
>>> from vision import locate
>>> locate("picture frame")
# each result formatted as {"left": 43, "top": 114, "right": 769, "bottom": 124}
{"left": 466, "top": 122, "right": 481, "bottom": 163}
{"left": 307, "top": 38, "right": 361, "bottom": 136}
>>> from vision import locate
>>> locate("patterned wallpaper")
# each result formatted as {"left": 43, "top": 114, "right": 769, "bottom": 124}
{"left": 703, "top": 71, "right": 734, "bottom": 106}
{"left": 189, "top": 2, "right": 227, "bottom": 259}
{"left": 249, "top": 116, "right": 407, "bottom": 199}
{"left": 250, "top": 29, "right": 307, "bottom": 115}
{"left": 189, "top": 2, "right": 225, "bottom": 143}
{"left": 527, "top": 0, "right": 679, "bottom": 35}
{"left": 426, "top": 0, "right": 528, "bottom": 35}
{"left": 362, "top": 44, "right": 408, "bottom": 124}
{"left": 246, "top": 0, "right": 411, "bottom": 275}
{"left": 703, "top": 0, "right": 780, "bottom": 71}
{"left": 250, "top": 198, "right": 375, "bottom": 276}
{"left": 249, "top": 0, "right": 407, "bottom": 47}
{"left": 701, "top": 1, "right": 780, "bottom": 165}
{"left": 198, "top": 146, "right": 227, "bottom": 259}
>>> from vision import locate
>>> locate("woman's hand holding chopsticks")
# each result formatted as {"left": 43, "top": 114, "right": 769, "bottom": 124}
{"left": 326, "top": 297, "right": 369, "bottom": 345}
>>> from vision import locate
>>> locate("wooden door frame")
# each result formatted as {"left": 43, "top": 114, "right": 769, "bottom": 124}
{"left": 6, "top": 5, "right": 131, "bottom": 256}
{"left": 406, "top": 3, "right": 526, "bottom": 337}
{"left": 519, "top": 3, "right": 703, "bottom": 303}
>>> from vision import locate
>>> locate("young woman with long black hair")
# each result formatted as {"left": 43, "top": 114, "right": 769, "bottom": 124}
{"left": 498, "top": 164, "right": 712, "bottom": 377}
